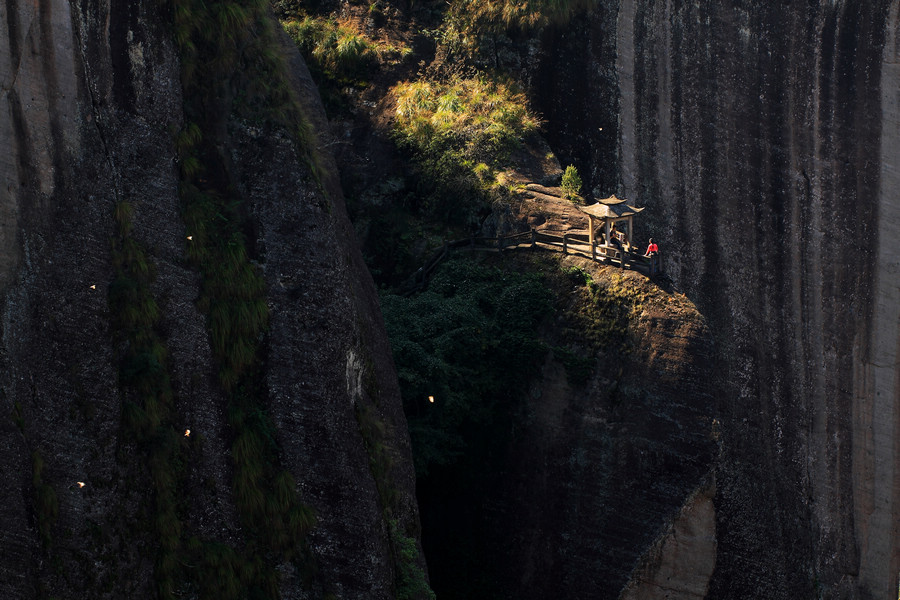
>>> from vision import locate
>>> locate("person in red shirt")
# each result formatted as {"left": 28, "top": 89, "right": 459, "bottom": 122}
{"left": 645, "top": 238, "right": 658, "bottom": 256}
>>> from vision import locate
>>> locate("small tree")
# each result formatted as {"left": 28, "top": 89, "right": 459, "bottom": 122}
{"left": 561, "top": 165, "right": 582, "bottom": 201}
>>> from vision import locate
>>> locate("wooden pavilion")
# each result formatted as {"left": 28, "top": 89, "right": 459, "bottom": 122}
{"left": 579, "top": 195, "right": 644, "bottom": 261}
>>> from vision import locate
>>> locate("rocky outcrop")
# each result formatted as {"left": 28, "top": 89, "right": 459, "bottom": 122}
{"left": 619, "top": 478, "right": 717, "bottom": 600}
{"left": 417, "top": 256, "right": 719, "bottom": 600}
{"left": 0, "top": 1, "right": 421, "bottom": 599}
{"left": 530, "top": 1, "right": 899, "bottom": 598}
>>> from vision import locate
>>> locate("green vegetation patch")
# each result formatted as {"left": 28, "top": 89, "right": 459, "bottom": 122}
{"left": 390, "top": 519, "right": 436, "bottom": 600}
{"left": 561, "top": 164, "right": 583, "bottom": 203}
{"left": 283, "top": 16, "right": 374, "bottom": 80}
{"left": 178, "top": 157, "right": 315, "bottom": 599}
{"left": 447, "top": 0, "right": 598, "bottom": 32}
{"left": 440, "top": 0, "right": 599, "bottom": 59}
{"left": 555, "top": 267, "right": 646, "bottom": 360}
{"left": 355, "top": 400, "right": 436, "bottom": 599}
{"left": 109, "top": 199, "right": 185, "bottom": 599}
{"left": 392, "top": 75, "right": 539, "bottom": 222}
{"left": 380, "top": 256, "right": 553, "bottom": 476}
{"left": 170, "top": 0, "right": 320, "bottom": 595}
{"left": 173, "top": 0, "right": 321, "bottom": 177}
{"left": 282, "top": 13, "right": 412, "bottom": 114}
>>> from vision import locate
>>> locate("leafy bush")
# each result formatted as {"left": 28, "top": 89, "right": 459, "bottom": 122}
{"left": 394, "top": 77, "right": 538, "bottom": 159}
{"left": 563, "top": 264, "right": 592, "bottom": 286}
{"left": 561, "top": 164, "right": 582, "bottom": 201}
{"left": 390, "top": 520, "right": 436, "bottom": 600}
{"left": 380, "top": 257, "right": 552, "bottom": 475}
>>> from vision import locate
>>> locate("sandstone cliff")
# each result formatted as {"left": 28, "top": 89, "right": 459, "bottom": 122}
{"left": 526, "top": 1, "right": 899, "bottom": 597}
{"left": 0, "top": 1, "right": 421, "bottom": 599}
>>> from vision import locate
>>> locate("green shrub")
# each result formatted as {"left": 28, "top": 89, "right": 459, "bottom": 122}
{"left": 446, "top": 0, "right": 598, "bottom": 37}
{"left": 381, "top": 257, "right": 552, "bottom": 475}
{"left": 563, "top": 264, "right": 592, "bottom": 286}
{"left": 437, "top": 0, "right": 599, "bottom": 65}
{"left": 390, "top": 520, "right": 436, "bottom": 600}
{"left": 561, "top": 164, "right": 582, "bottom": 201}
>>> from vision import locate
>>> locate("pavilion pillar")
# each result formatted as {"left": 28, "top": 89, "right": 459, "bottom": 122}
{"left": 626, "top": 217, "right": 633, "bottom": 249}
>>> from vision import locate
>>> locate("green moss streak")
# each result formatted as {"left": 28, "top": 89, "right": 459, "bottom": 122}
{"left": 169, "top": 0, "right": 319, "bottom": 595}
{"left": 109, "top": 200, "right": 185, "bottom": 599}
{"left": 355, "top": 398, "right": 435, "bottom": 600}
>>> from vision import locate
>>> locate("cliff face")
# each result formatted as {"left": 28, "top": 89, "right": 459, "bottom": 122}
{"left": 0, "top": 1, "right": 420, "bottom": 599}
{"left": 530, "top": 1, "right": 899, "bottom": 597}
{"left": 409, "top": 253, "right": 719, "bottom": 600}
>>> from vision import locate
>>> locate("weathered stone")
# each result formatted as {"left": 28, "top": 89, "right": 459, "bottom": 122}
{"left": 604, "top": 2, "right": 896, "bottom": 598}
{"left": 0, "top": 2, "right": 421, "bottom": 598}
{"left": 619, "top": 479, "right": 717, "bottom": 600}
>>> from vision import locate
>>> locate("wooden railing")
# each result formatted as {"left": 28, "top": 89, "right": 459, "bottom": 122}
{"left": 399, "top": 228, "right": 662, "bottom": 295}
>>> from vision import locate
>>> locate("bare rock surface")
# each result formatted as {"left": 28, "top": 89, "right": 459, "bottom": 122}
{"left": 0, "top": 2, "right": 421, "bottom": 598}
{"left": 523, "top": 1, "right": 900, "bottom": 597}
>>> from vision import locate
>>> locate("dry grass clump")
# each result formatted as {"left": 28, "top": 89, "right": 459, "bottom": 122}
{"left": 391, "top": 75, "right": 540, "bottom": 220}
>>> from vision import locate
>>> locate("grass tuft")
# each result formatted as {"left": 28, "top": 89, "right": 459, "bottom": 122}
{"left": 391, "top": 74, "right": 539, "bottom": 222}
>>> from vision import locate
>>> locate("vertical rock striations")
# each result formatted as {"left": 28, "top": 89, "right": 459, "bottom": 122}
{"left": 859, "top": 1, "right": 900, "bottom": 593}
{"left": 0, "top": 1, "right": 421, "bottom": 599}
{"left": 566, "top": 1, "right": 898, "bottom": 598}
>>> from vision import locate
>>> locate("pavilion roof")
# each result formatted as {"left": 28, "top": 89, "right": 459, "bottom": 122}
{"left": 580, "top": 195, "right": 644, "bottom": 220}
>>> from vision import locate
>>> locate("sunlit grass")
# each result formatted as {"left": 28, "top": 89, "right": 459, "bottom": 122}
{"left": 394, "top": 76, "right": 538, "bottom": 154}
{"left": 283, "top": 14, "right": 413, "bottom": 79}
{"left": 449, "top": 0, "right": 598, "bottom": 32}
{"left": 391, "top": 75, "right": 539, "bottom": 215}
{"left": 284, "top": 16, "right": 374, "bottom": 78}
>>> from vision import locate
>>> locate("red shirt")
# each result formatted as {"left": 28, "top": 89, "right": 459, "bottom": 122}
{"left": 646, "top": 243, "right": 658, "bottom": 254}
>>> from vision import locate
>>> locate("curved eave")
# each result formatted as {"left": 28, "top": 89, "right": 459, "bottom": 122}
{"left": 581, "top": 203, "right": 644, "bottom": 219}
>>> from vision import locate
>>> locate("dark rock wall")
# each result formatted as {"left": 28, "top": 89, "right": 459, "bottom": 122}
{"left": 531, "top": 1, "right": 899, "bottom": 598}
{"left": 0, "top": 1, "right": 420, "bottom": 599}
{"left": 498, "top": 271, "right": 718, "bottom": 600}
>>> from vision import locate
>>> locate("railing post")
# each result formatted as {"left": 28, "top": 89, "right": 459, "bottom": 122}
{"left": 531, "top": 228, "right": 536, "bottom": 249}
{"left": 563, "top": 233, "right": 568, "bottom": 255}
{"left": 498, "top": 235, "right": 504, "bottom": 253}
{"left": 591, "top": 240, "right": 596, "bottom": 262}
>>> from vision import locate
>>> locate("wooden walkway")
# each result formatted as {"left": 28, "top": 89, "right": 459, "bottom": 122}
{"left": 399, "top": 229, "right": 662, "bottom": 296}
